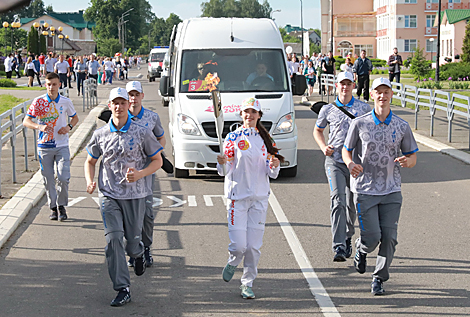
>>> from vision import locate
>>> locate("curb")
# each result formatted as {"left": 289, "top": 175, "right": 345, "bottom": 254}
{"left": 300, "top": 99, "right": 470, "bottom": 165}
{"left": 0, "top": 104, "right": 106, "bottom": 249}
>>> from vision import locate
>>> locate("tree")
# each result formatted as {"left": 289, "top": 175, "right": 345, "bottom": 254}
{"left": 279, "top": 27, "right": 300, "bottom": 43}
{"left": 461, "top": 20, "right": 470, "bottom": 64}
{"left": 201, "top": 0, "right": 272, "bottom": 18}
{"left": 27, "top": 25, "right": 38, "bottom": 55}
{"left": 410, "top": 45, "right": 431, "bottom": 80}
{"left": 85, "top": 0, "right": 155, "bottom": 54}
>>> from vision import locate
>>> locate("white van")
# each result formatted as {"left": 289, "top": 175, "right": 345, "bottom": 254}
{"left": 160, "top": 18, "right": 306, "bottom": 178}
{"left": 147, "top": 46, "right": 168, "bottom": 82}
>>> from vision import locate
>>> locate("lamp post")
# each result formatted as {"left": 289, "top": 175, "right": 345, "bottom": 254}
{"left": 271, "top": 9, "right": 281, "bottom": 21}
{"left": 436, "top": 0, "right": 442, "bottom": 82}
{"left": 2, "top": 22, "right": 8, "bottom": 55}
{"left": 119, "top": 8, "right": 134, "bottom": 54}
{"left": 11, "top": 20, "right": 21, "bottom": 53}
{"left": 300, "top": 0, "right": 304, "bottom": 57}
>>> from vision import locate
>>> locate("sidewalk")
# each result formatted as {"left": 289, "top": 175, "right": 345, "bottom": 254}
{"left": 299, "top": 93, "right": 470, "bottom": 164}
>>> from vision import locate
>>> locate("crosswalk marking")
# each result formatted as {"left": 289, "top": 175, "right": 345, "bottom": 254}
{"left": 203, "top": 195, "right": 226, "bottom": 207}
{"left": 167, "top": 196, "right": 187, "bottom": 207}
{"left": 73, "top": 195, "right": 228, "bottom": 208}
{"left": 188, "top": 195, "right": 197, "bottom": 206}
{"left": 68, "top": 197, "right": 86, "bottom": 207}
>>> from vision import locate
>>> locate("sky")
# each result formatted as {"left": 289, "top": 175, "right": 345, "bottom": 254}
{"left": 44, "top": 0, "right": 322, "bottom": 30}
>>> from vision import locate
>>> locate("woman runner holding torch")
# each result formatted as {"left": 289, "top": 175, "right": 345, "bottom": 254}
{"left": 217, "top": 97, "right": 283, "bottom": 299}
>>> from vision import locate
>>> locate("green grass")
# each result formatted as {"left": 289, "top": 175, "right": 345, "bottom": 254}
{"left": 0, "top": 86, "right": 46, "bottom": 91}
{"left": 0, "top": 94, "right": 28, "bottom": 114}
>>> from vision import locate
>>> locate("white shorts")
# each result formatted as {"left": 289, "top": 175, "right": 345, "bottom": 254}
{"left": 40, "top": 64, "right": 45, "bottom": 70}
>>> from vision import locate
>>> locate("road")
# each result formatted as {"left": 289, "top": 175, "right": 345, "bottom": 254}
{"left": 0, "top": 72, "right": 469, "bottom": 316}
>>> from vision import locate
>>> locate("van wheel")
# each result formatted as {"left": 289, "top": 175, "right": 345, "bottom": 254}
{"left": 280, "top": 165, "right": 297, "bottom": 177}
{"left": 174, "top": 168, "right": 189, "bottom": 178}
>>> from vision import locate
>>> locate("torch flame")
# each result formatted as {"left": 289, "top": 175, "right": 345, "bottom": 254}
{"left": 205, "top": 72, "right": 220, "bottom": 92}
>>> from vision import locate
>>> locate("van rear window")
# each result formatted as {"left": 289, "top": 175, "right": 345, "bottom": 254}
{"left": 180, "top": 49, "right": 289, "bottom": 93}
{"left": 150, "top": 53, "right": 165, "bottom": 62}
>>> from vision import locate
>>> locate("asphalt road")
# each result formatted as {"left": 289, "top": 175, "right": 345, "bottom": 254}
{"left": 0, "top": 73, "right": 469, "bottom": 316}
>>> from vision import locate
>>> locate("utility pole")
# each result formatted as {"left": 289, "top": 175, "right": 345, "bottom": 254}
{"left": 300, "top": 0, "right": 304, "bottom": 57}
{"left": 436, "top": 0, "right": 442, "bottom": 82}
{"left": 330, "top": 0, "right": 334, "bottom": 52}
{"left": 120, "top": 8, "right": 134, "bottom": 54}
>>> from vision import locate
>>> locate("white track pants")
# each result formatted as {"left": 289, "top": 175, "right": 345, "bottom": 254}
{"left": 227, "top": 198, "right": 268, "bottom": 287}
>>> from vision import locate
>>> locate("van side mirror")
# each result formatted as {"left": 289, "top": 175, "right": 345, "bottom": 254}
{"left": 159, "top": 76, "right": 174, "bottom": 97}
{"left": 292, "top": 74, "right": 307, "bottom": 96}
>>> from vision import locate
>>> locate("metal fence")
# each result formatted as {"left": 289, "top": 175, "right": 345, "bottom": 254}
{"left": 320, "top": 74, "right": 336, "bottom": 104}
{"left": 321, "top": 77, "right": 470, "bottom": 149}
{"left": 82, "top": 78, "right": 98, "bottom": 112}
{"left": 0, "top": 87, "right": 69, "bottom": 197}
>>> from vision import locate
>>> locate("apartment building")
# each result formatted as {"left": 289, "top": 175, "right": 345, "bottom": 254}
{"left": 375, "top": 0, "right": 470, "bottom": 61}
{"left": 438, "top": 9, "right": 470, "bottom": 63}
{"left": 321, "top": 0, "right": 377, "bottom": 57}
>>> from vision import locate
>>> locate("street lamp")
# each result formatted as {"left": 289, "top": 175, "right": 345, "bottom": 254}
{"left": 2, "top": 22, "right": 8, "bottom": 55}
{"left": 58, "top": 34, "right": 64, "bottom": 52}
{"left": 119, "top": 8, "right": 134, "bottom": 54}
{"left": 271, "top": 9, "right": 281, "bottom": 21}
{"left": 11, "top": 20, "right": 21, "bottom": 53}
{"left": 300, "top": 0, "right": 304, "bottom": 57}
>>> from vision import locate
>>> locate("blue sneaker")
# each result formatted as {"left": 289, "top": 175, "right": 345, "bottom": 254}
{"left": 222, "top": 263, "right": 237, "bottom": 282}
{"left": 333, "top": 246, "right": 347, "bottom": 262}
{"left": 110, "top": 288, "right": 131, "bottom": 306}
{"left": 240, "top": 284, "right": 255, "bottom": 299}
{"left": 371, "top": 278, "right": 385, "bottom": 295}
{"left": 354, "top": 249, "right": 367, "bottom": 274}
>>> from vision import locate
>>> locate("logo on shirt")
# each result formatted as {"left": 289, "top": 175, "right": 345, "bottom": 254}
{"left": 238, "top": 140, "right": 249, "bottom": 150}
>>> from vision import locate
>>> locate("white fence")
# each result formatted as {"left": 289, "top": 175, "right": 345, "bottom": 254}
{"left": 82, "top": 78, "right": 98, "bottom": 112}
{"left": 0, "top": 87, "right": 69, "bottom": 197}
{"left": 320, "top": 74, "right": 336, "bottom": 104}
{"left": 321, "top": 76, "right": 470, "bottom": 149}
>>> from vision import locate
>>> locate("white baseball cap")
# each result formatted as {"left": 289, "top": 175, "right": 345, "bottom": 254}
{"left": 126, "top": 81, "right": 143, "bottom": 93}
{"left": 372, "top": 77, "right": 392, "bottom": 90}
{"left": 336, "top": 71, "right": 354, "bottom": 83}
{"left": 241, "top": 97, "right": 261, "bottom": 112}
{"left": 109, "top": 87, "right": 129, "bottom": 102}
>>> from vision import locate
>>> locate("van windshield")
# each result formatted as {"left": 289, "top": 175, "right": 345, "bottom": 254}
{"left": 180, "top": 49, "right": 289, "bottom": 93}
{"left": 150, "top": 53, "right": 165, "bottom": 62}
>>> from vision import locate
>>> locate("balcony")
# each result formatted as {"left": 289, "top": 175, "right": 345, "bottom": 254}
{"left": 425, "top": 27, "right": 437, "bottom": 36}
{"left": 425, "top": 2, "right": 470, "bottom": 11}
{"left": 377, "top": 6, "right": 387, "bottom": 15}
{"left": 335, "top": 30, "right": 377, "bottom": 37}
{"left": 376, "top": 29, "right": 387, "bottom": 37}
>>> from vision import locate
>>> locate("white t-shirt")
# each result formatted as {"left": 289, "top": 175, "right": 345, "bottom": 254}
{"left": 27, "top": 94, "right": 77, "bottom": 148}
{"left": 54, "top": 61, "right": 69, "bottom": 74}
{"left": 4, "top": 56, "right": 12, "bottom": 72}
{"left": 104, "top": 60, "right": 114, "bottom": 71}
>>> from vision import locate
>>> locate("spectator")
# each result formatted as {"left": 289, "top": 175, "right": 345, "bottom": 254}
{"left": 340, "top": 57, "right": 354, "bottom": 74}
{"left": 352, "top": 50, "right": 373, "bottom": 102}
{"left": 322, "top": 51, "right": 336, "bottom": 95}
{"left": 388, "top": 47, "right": 403, "bottom": 83}
{"left": 54, "top": 54, "right": 71, "bottom": 89}
{"left": 45, "top": 53, "right": 55, "bottom": 74}
{"left": 33, "top": 55, "right": 42, "bottom": 87}
{"left": 4, "top": 53, "right": 13, "bottom": 79}
{"left": 24, "top": 56, "right": 37, "bottom": 87}
{"left": 38, "top": 52, "right": 46, "bottom": 77}
{"left": 74, "top": 55, "right": 87, "bottom": 96}
{"left": 304, "top": 60, "right": 317, "bottom": 96}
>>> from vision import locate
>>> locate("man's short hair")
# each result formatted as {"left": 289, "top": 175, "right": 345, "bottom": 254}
{"left": 361, "top": 50, "right": 366, "bottom": 53}
{"left": 45, "top": 72, "right": 60, "bottom": 81}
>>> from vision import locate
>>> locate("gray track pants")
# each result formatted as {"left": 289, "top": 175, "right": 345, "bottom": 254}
{"left": 142, "top": 173, "right": 155, "bottom": 247}
{"left": 354, "top": 192, "right": 402, "bottom": 282}
{"left": 325, "top": 156, "right": 356, "bottom": 251}
{"left": 100, "top": 196, "right": 146, "bottom": 291}
{"left": 38, "top": 147, "right": 70, "bottom": 209}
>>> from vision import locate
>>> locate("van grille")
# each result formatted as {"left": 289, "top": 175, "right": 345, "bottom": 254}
{"left": 201, "top": 121, "right": 273, "bottom": 139}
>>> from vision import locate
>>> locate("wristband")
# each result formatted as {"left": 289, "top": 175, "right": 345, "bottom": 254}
{"left": 68, "top": 123, "right": 73, "bottom": 130}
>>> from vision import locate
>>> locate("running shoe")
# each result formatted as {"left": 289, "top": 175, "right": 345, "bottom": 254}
{"left": 110, "top": 288, "right": 131, "bottom": 306}
{"left": 58, "top": 206, "right": 67, "bottom": 221}
{"left": 240, "top": 285, "right": 255, "bottom": 299}
{"left": 354, "top": 249, "right": 367, "bottom": 274}
{"left": 144, "top": 247, "right": 153, "bottom": 267}
{"left": 333, "top": 246, "right": 347, "bottom": 262}
{"left": 371, "top": 278, "right": 385, "bottom": 295}
{"left": 222, "top": 263, "right": 237, "bottom": 282}
{"left": 134, "top": 255, "right": 146, "bottom": 276}
{"left": 127, "top": 257, "right": 135, "bottom": 267}
{"left": 345, "top": 237, "right": 352, "bottom": 258}
{"left": 49, "top": 207, "right": 58, "bottom": 221}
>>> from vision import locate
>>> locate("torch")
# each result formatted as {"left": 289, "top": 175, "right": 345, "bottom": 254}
{"left": 206, "top": 72, "right": 225, "bottom": 174}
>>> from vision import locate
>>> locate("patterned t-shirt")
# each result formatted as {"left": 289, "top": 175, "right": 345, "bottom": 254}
{"left": 26, "top": 94, "right": 77, "bottom": 148}
{"left": 343, "top": 110, "right": 419, "bottom": 195}
{"left": 129, "top": 107, "right": 164, "bottom": 138}
{"left": 316, "top": 97, "right": 371, "bottom": 163}
{"left": 86, "top": 116, "right": 163, "bottom": 200}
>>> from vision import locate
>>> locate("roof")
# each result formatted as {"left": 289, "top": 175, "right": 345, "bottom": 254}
{"left": 20, "top": 11, "right": 95, "bottom": 30}
{"left": 440, "top": 9, "right": 470, "bottom": 25}
{"left": 180, "top": 18, "right": 283, "bottom": 50}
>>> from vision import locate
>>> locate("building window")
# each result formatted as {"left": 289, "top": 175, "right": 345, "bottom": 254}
{"left": 404, "top": 39, "right": 417, "bottom": 52}
{"left": 405, "top": 15, "right": 417, "bottom": 28}
{"left": 354, "top": 44, "right": 374, "bottom": 57}
{"left": 449, "top": 0, "right": 461, "bottom": 3}
{"left": 426, "top": 0, "right": 439, "bottom": 3}
{"left": 426, "top": 39, "right": 437, "bottom": 52}
{"left": 405, "top": 0, "right": 417, "bottom": 3}
{"left": 426, "top": 15, "right": 436, "bottom": 27}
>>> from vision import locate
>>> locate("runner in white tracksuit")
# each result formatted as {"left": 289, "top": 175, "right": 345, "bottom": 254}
{"left": 217, "top": 97, "right": 281, "bottom": 299}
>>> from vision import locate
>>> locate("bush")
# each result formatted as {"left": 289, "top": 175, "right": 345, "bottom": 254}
{"left": 0, "top": 79, "right": 17, "bottom": 87}
{"left": 439, "top": 62, "right": 470, "bottom": 81}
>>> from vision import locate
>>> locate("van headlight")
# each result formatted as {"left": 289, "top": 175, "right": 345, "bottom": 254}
{"left": 177, "top": 113, "right": 201, "bottom": 135}
{"left": 273, "top": 113, "right": 294, "bottom": 135}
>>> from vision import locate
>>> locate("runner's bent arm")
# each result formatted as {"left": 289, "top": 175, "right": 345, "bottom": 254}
{"left": 313, "top": 126, "right": 334, "bottom": 156}
{"left": 85, "top": 156, "right": 97, "bottom": 194}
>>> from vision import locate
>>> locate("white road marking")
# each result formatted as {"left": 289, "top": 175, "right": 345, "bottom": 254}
{"left": 153, "top": 197, "right": 163, "bottom": 207}
{"left": 167, "top": 196, "right": 187, "bottom": 207}
{"left": 68, "top": 197, "right": 86, "bottom": 207}
{"left": 269, "top": 191, "right": 340, "bottom": 317}
{"left": 188, "top": 195, "right": 197, "bottom": 206}
{"left": 92, "top": 197, "right": 100, "bottom": 207}
{"left": 203, "top": 195, "right": 227, "bottom": 207}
